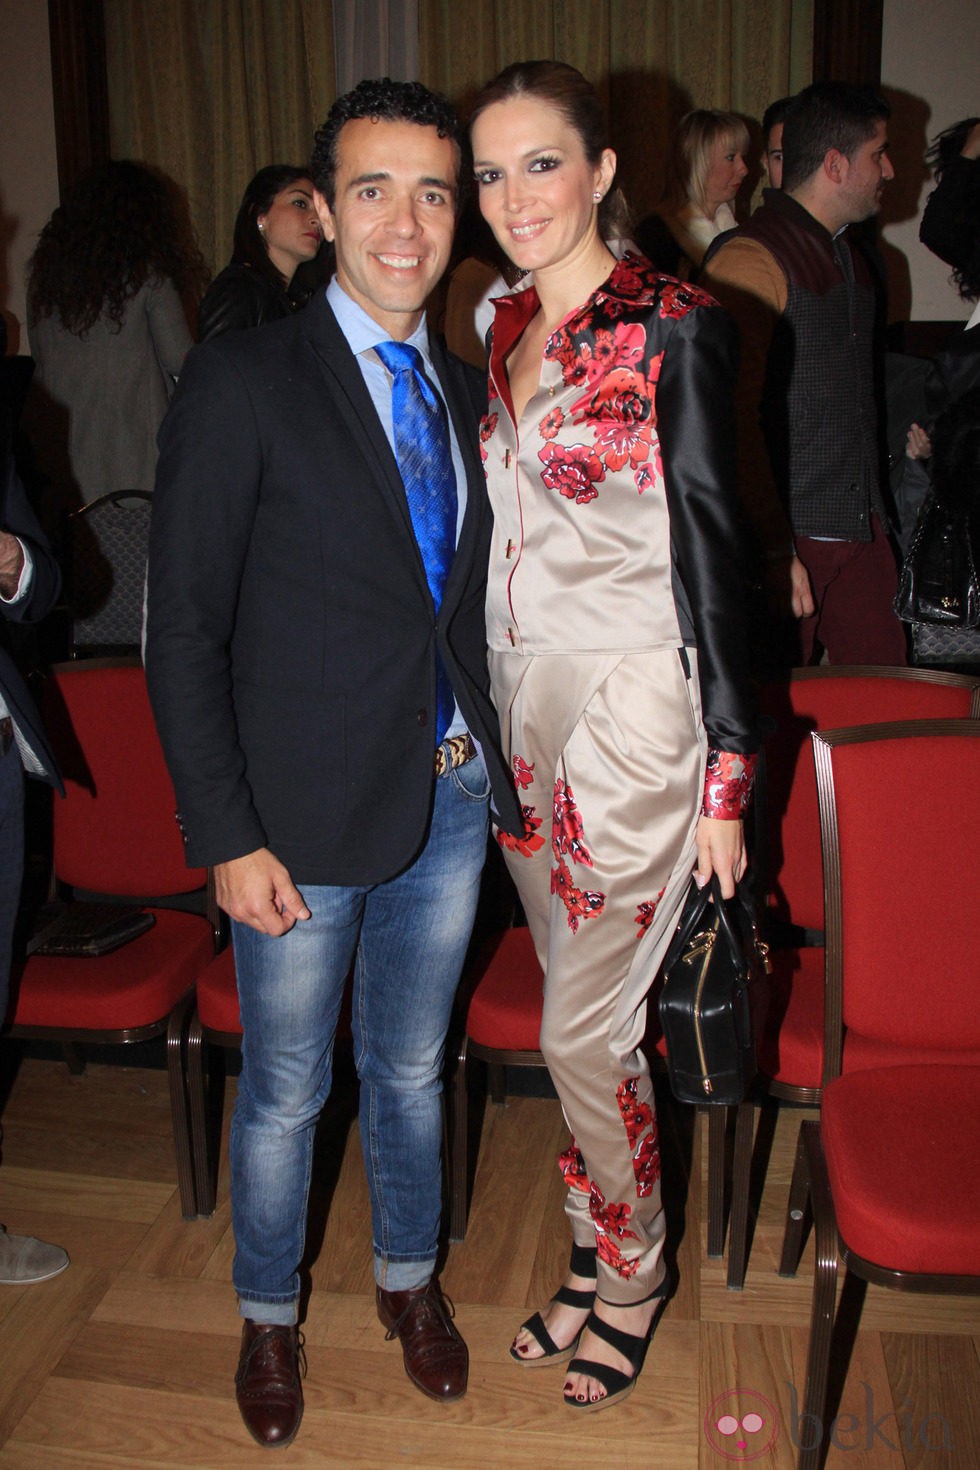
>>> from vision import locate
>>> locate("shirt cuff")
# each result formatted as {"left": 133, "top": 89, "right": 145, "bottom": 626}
{"left": 0, "top": 539, "right": 33, "bottom": 604}
{"left": 701, "top": 749, "right": 758, "bottom": 820}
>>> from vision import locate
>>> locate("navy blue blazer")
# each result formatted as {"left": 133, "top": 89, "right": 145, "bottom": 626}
{"left": 0, "top": 456, "right": 62, "bottom": 790}
{"left": 146, "top": 290, "right": 522, "bottom": 884}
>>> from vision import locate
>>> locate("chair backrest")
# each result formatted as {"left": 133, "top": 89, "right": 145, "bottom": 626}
{"left": 43, "top": 659, "right": 206, "bottom": 897}
{"left": 812, "top": 719, "right": 980, "bottom": 1080}
{"left": 759, "top": 666, "right": 980, "bottom": 932}
{"left": 69, "top": 490, "right": 152, "bottom": 652}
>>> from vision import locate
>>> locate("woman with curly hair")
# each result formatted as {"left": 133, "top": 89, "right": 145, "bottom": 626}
{"left": 636, "top": 109, "right": 750, "bottom": 278}
{"left": 470, "top": 61, "right": 758, "bottom": 1412}
{"left": 26, "top": 160, "right": 205, "bottom": 508}
{"left": 197, "top": 165, "right": 324, "bottom": 343}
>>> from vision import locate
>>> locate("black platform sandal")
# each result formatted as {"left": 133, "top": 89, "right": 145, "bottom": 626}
{"left": 509, "top": 1241, "right": 597, "bottom": 1367}
{"left": 562, "top": 1292, "right": 668, "bottom": 1411}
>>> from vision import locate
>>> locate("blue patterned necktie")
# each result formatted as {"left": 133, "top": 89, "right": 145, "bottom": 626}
{"left": 375, "top": 339, "right": 458, "bottom": 743}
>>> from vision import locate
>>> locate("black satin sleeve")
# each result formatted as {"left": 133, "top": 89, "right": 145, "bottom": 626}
{"left": 656, "top": 300, "right": 760, "bottom": 753}
{"left": 196, "top": 265, "right": 292, "bottom": 344}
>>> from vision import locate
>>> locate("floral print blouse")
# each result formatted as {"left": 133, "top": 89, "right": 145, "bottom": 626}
{"left": 480, "top": 251, "right": 757, "bottom": 820}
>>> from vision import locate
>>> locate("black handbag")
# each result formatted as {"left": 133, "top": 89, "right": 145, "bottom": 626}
{"left": 658, "top": 874, "right": 770, "bottom": 1106}
{"left": 893, "top": 490, "right": 980, "bottom": 628}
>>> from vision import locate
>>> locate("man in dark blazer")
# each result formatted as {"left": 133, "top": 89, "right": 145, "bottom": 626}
{"left": 0, "top": 449, "right": 68, "bottom": 1286}
{"left": 145, "top": 79, "right": 522, "bottom": 1449}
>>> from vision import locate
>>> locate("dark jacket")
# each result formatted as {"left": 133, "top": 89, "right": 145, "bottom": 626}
{"left": 0, "top": 455, "right": 63, "bottom": 791}
{"left": 197, "top": 264, "right": 295, "bottom": 343}
{"left": 146, "top": 290, "right": 523, "bottom": 883}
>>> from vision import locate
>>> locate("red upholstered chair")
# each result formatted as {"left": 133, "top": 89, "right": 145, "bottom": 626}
{"left": 718, "top": 667, "right": 980, "bottom": 1289}
{"left": 449, "top": 927, "right": 546, "bottom": 1240}
{"left": 3, "top": 660, "right": 219, "bottom": 1217}
{"left": 779, "top": 721, "right": 980, "bottom": 1470}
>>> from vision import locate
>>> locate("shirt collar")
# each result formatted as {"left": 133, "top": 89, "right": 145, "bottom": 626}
{"left": 326, "top": 277, "right": 432, "bottom": 365}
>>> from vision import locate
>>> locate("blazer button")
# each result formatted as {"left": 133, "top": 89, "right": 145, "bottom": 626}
{"left": 417, "top": 709, "right": 428, "bottom": 726}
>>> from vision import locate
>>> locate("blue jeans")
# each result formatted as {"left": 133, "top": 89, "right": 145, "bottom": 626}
{"left": 230, "top": 752, "right": 489, "bottom": 1324}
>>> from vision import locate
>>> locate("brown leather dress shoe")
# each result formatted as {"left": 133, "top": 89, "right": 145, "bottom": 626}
{"left": 235, "top": 1320, "right": 305, "bottom": 1448}
{"left": 376, "top": 1279, "right": 468, "bottom": 1402}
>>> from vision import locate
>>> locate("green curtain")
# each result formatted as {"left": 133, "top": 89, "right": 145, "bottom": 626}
{"left": 103, "top": 0, "right": 813, "bottom": 281}
{"left": 104, "top": 0, "right": 336, "bottom": 277}
{"left": 419, "top": 0, "right": 814, "bottom": 219}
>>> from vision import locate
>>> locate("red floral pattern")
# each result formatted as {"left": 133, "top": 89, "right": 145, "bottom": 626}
{"left": 552, "top": 780, "right": 593, "bottom": 867}
{"left": 558, "top": 1140, "right": 590, "bottom": 1195}
{"left": 617, "top": 1077, "right": 662, "bottom": 1197}
{"left": 701, "top": 749, "right": 758, "bottom": 820}
{"left": 496, "top": 804, "right": 546, "bottom": 857}
{"left": 512, "top": 754, "right": 535, "bottom": 791}
{"left": 539, "top": 406, "right": 565, "bottom": 440}
{"left": 551, "top": 855, "right": 605, "bottom": 932}
{"left": 635, "top": 885, "right": 666, "bottom": 939}
{"left": 590, "top": 1182, "right": 641, "bottom": 1279}
{"left": 538, "top": 441, "right": 605, "bottom": 505}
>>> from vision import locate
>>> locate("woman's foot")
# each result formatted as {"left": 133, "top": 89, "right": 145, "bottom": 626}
{"left": 509, "top": 1243, "right": 596, "bottom": 1367}
{"left": 562, "top": 1293, "right": 666, "bottom": 1410}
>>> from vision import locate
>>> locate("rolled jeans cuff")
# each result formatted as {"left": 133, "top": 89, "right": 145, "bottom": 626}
{"left": 238, "top": 1296, "right": 299, "bottom": 1326}
{"left": 375, "top": 1255, "right": 436, "bottom": 1292}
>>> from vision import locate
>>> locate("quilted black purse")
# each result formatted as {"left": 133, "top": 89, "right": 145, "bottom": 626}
{"left": 893, "top": 491, "right": 980, "bottom": 629}
{"left": 658, "top": 875, "right": 770, "bottom": 1106}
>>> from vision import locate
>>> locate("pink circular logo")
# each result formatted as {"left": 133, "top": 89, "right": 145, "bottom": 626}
{"left": 703, "top": 1389, "right": 779, "bottom": 1460}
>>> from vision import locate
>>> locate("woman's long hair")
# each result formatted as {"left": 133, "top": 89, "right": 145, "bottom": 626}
{"left": 926, "top": 119, "right": 980, "bottom": 302}
{"left": 27, "top": 160, "right": 207, "bottom": 335}
{"left": 229, "top": 164, "right": 313, "bottom": 288}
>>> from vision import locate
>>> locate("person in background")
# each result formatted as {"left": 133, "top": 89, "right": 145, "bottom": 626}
{"left": 0, "top": 377, "right": 67, "bottom": 1284}
{"left": 761, "top": 96, "right": 793, "bottom": 190}
{"left": 25, "top": 162, "right": 202, "bottom": 518}
{"left": 706, "top": 82, "right": 906, "bottom": 668}
{"left": 197, "top": 165, "right": 323, "bottom": 342}
{"left": 919, "top": 115, "right": 980, "bottom": 275}
{"left": 470, "top": 59, "right": 758, "bottom": 1413}
{"left": 635, "top": 109, "right": 749, "bottom": 277}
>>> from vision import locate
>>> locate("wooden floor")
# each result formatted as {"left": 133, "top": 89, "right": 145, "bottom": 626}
{"left": 0, "top": 1050, "right": 978, "bottom": 1469}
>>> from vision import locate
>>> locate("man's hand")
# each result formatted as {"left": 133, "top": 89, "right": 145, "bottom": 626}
{"left": 766, "top": 552, "right": 814, "bottom": 619}
{"left": 0, "top": 529, "right": 25, "bottom": 601}
{"left": 694, "top": 815, "right": 746, "bottom": 900}
{"left": 214, "top": 848, "right": 311, "bottom": 935}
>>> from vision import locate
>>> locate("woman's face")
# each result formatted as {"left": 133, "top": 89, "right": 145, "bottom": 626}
{"left": 258, "top": 179, "right": 322, "bottom": 280}
{"left": 703, "top": 136, "right": 749, "bottom": 215}
{"left": 471, "top": 94, "right": 614, "bottom": 276}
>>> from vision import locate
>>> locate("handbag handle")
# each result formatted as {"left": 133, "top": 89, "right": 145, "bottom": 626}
{"left": 664, "top": 872, "right": 769, "bottom": 974}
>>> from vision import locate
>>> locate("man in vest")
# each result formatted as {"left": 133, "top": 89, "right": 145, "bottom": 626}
{"left": 707, "top": 81, "right": 906, "bottom": 667}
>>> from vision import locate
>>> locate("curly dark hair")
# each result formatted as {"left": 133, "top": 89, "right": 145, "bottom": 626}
{"left": 310, "top": 77, "right": 464, "bottom": 209}
{"left": 27, "top": 160, "right": 208, "bottom": 335}
{"left": 926, "top": 118, "right": 980, "bottom": 301}
{"left": 230, "top": 163, "right": 313, "bottom": 286}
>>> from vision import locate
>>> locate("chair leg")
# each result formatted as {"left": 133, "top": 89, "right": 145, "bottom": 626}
{"left": 726, "top": 1100, "right": 756, "bottom": 1290}
{"left": 487, "top": 1060, "right": 506, "bottom": 1104}
{"left": 706, "top": 1104, "right": 730, "bottom": 1258}
{"left": 779, "top": 1118, "right": 812, "bottom": 1278}
{"left": 166, "top": 992, "right": 197, "bottom": 1219}
{"left": 187, "top": 1014, "right": 217, "bottom": 1217}
{"left": 448, "top": 1035, "right": 471, "bottom": 1241}
{"left": 796, "top": 1121, "right": 841, "bottom": 1470}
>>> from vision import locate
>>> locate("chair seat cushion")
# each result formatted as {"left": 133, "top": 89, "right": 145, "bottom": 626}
{"left": 9, "top": 911, "right": 214, "bottom": 1030}
{"left": 466, "top": 928, "right": 543, "bottom": 1051}
{"left": 822, "top": 1064, "right": 980, "bottom": 1276}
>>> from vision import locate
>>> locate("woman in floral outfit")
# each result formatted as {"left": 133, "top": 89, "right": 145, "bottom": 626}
{"left": 470, "top": 61, "right": 759, "bottom": 1411}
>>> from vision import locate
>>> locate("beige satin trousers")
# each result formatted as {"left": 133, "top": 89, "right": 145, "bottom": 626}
{"left": 490, "top": 646, "right": 705, "bottom": 1304}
